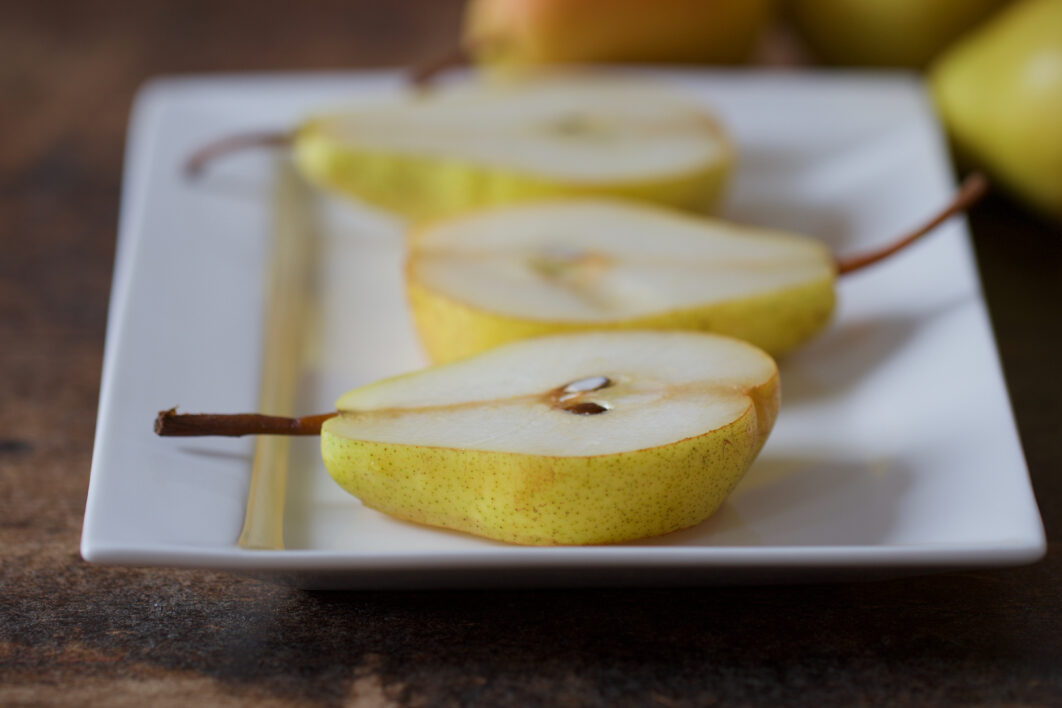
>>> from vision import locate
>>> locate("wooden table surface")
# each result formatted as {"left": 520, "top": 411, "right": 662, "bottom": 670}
{"left": 3, "top": 2, "right": 1061, "bottom": 705}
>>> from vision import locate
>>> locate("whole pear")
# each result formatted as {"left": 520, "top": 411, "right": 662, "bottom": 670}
{"left": 463, "top": 0, "right": 772, "bottom": 70}
{"left": 788, "top": 0, "right": 1006, "bottom": 67}
{"left": 931, "top": 0, "right": 1062, "bottom": 221}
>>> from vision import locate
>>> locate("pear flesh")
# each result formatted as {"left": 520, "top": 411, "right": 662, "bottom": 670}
{"left": 407, "top": 199, "right": 836, "bottom": 363}
{"left": 294, "top": 77, "right": 732, "bottom": 219}
{"left": 321, "top": 331, "right": 779, "bottom": 545}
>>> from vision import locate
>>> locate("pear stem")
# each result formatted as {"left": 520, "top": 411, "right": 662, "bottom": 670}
{"left": 835, "top": 172, "right": 988, "bottom": 276}
{"left": 154, "top": 408, "right": 335, "bottom": 437}
{"left": 184, "top": 131, "right": 293, "bottom": 177}
{"left": 408, "top": 44, "right": 471, "bottom": 89}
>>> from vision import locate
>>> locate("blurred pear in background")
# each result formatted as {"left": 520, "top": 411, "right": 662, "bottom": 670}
{"left": 462, "top": 0, "right": 772, "bottom": 70}
{"left": 454, "top": 0, "right": 1061, "bottom": 225}
{"left": 931, "top": 0, "right": 1062, "bottom": 222}
{"left": 787, "top": 0, "right": 1007, "bottom": 67}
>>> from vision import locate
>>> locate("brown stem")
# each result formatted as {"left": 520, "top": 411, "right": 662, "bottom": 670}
{"left": 184, "top": 131, "right": 293, "bottom": 177}
{"left": 408, "top": 44, "right": 470, "bottom": 89}
{"left": 154, "top": 408, "right": 336, "bottom": 437}
{"left": 835, "top": 172, "right": 989, "bottom": 276}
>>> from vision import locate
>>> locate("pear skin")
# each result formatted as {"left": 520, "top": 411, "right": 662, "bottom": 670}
{"left": 294, "top": 129, "right": 730, "bottom": 221}
{"left": 463, "top": 0, "right": 772, "bottom": 70}
{"left": 408, "top": 278, "right": 834, "bottom": 364}
{"left": 931, "top": 0, "right": 1062, "bottom": 221}
{"left": 788, "top": 0, "right": 1006, "bottom": 68}
{"left": 322, "top": 411, "right": 767, "bottom": 546}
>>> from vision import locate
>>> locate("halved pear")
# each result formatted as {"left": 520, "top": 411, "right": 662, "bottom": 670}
{"left": 321, "top": 330, "right": 779, "bottom": 545}
{"left": 293, "top": 76, "right": 732, "bottom": 220}
{"left": 407, "top": 199, "right": 836, "bottom": 363}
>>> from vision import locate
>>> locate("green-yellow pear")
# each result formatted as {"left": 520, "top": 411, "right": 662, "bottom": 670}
{"left": 155, "top": 331, "right": 780, "bottom": 546}
{"left": 462, "top": 0, "right": 773, "bottom": 71}
{"left": 407, "top": 199, "right": 835, "bottom": 363}
{"left": 931, "top": 0, "right": 1062, "bottom": 221}
{"left": 320, "top": 331, "right": 780, "bottom": 545}
{"left": 406, "top": 177, "right": 987, "bottom": 363}
{"left": 787, "top": 0, "right": 1007, "bottom": 67}
{"left": 190, "top": 76, "right": 732, "bottom": 221}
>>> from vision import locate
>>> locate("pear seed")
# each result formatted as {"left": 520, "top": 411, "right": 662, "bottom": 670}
{"left": 563, "top": 401, "right": 609, "bottom": 415}
{"left": 562, "top": 376, "right": 612, "bottom": 394}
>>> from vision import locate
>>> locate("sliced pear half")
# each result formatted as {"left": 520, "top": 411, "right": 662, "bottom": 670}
{"left": 322, "top": 330, "right": 779, "bottom": 545}
{"left": 407, "top": 199, "right": 836, "bottom": 363}
{"left": 294, "top": 76, "right": 732, "bottom": 220}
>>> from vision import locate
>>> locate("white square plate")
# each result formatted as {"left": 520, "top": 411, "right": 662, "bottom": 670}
{"left": 82, "top": 70, "right": 1045, "bottom": 588}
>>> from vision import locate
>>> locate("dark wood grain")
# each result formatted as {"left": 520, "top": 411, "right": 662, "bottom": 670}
{"left": 2, "top": 2, "right": 1061, "bottom": 705}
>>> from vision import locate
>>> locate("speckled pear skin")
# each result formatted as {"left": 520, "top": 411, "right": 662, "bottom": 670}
{"left": 407, "top": 276, "right": 835, "bottom": 364}
{"left": 320, "top": 375, "right": 778, "bottom": 546}
{"left": 292, "top": 126, "right": 731, "bottom": 222}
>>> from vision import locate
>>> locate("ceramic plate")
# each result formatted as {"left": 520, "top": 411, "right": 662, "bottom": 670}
{"left": 81, "top": 70, "right": 1045, "bottom": 588}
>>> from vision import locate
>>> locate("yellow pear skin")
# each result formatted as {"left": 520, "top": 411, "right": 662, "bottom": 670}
{"left": 320, "top": 332, "right": 780, "bottom": 545}
{"left": 787, "top": 0, "right": 1006, "bottom": 68}
{"left": 408, "top": 277, "right": 834, "bottom": 364}
{"left": 931, "top": 0, "right": 1062, "bottom": 221}
{"left": 322, "top": 412, "right": 773, "bottom": 546}
{"left": 294, "top": 129, "right": 730, "bottom": 221}
{"left": 463, "top": 0, "right": 772, "bottom": 70}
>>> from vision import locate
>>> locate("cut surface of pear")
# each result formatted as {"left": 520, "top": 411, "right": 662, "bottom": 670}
{"left": 407, "top": 199, "right": 836, "bottom": 363}
{"left": 294, "top": 76, "right": 732, "bottom": 220}
{"left": 321, "top": 331, "right": 779, "bottom": 546}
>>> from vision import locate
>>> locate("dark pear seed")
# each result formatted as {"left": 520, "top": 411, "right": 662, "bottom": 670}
{"left": 563, "top": 401, "right": 609, "bottom": 415}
